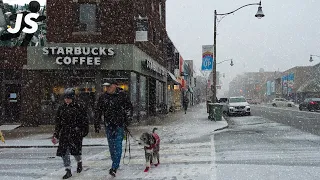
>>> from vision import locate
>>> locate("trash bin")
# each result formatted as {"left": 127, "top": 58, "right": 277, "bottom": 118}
{"left": 208, "top": 103, "right": 214, "bottom": 120}
{"left": 208, "top": 103, "right": 223, "bottom": 121}
{"left": 213, "top": 103, "right": 223, "bottom": 121}
{"left": 206, "top": 100, "right": 211, "bottom": 113}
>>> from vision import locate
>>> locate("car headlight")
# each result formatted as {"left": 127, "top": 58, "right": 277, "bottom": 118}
{"left": 229, "top": 106, "right": 234, "bottom": 109}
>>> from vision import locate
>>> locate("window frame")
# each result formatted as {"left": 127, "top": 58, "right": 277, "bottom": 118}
{"left": 72, "top": 0, "right": 101, "bottom": 35}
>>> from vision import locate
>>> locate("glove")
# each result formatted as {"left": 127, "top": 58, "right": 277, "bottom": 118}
{"left": 51, "top": 136, "right": 58, "bottom": 145}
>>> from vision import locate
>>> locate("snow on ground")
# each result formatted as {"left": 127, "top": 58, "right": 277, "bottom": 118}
{"left": 40, "top": 105, "right": 227, "bottom": 180}
{"left": 0, "top": 134, "right": 108, "bottom": 147}
{"left": 0, "top": 124, "right": 21, "bottom": 131}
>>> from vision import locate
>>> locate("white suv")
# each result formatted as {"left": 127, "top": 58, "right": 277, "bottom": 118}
{"left": 272, "top": 98, "right": 294, "bottom": 107}
{"left": 223, "top": 96, "right": 251, "bottom": 116}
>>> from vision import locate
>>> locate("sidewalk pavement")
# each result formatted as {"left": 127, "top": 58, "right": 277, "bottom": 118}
{"left": 39, "top": 103, "right": 228, "bottom": 180}
{"left": 0, "top": 103, "right": 227, "bottom": 148}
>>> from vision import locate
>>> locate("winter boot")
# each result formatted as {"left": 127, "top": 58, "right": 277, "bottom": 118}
{"left": 144, "top": 167, "right": 150, "bottom": 172}
{"left": 77, "top": 161, "right": 82, "bottom": 173}
{"left": 109, "top": 168, "right": 116, "bottom": 177}
{"left": 63, "top": 169, "right": 72, "bottom": 179}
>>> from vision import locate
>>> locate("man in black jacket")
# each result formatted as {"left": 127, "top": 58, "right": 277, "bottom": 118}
{"left": 183, "top": 95, "right": 189, "bottom": 114}
{"left": 52, "top": 88, "right": 89, "bottom": 179}
{"left": 94, "top": 80, "right": 133, "bottom": 177}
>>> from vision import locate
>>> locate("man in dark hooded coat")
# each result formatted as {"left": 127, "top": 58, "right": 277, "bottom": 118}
{"left": 53, "top": 88, "right": 89, "bottom": 179}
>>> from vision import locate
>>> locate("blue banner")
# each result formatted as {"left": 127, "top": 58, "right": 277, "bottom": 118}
{"left": 201, "top": 45, "right": 214, "bottom": 71}
{"left": 266, "top": 81, "right": 271, "bottom": 96}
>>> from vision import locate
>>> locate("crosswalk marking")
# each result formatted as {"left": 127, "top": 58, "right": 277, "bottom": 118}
{"left": 41, "top": 141, "right": 214, "bottom": 179}
{"left": 89, "top": 142, "right": 212, "bottom": 164}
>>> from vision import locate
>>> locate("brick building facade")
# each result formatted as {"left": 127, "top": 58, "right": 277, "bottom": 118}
{"left": 0, "top": 0, "right": 181, "bottom": 126}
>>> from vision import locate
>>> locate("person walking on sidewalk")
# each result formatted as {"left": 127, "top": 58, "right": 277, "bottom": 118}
{"left": 183, "top": 95, "right": 189, "bottom": 114}
{"left": 94, "top": 80, "right": 133, "bottom": 177}
{"left": 52, "top": 88, "right": 89, "bottom": 179}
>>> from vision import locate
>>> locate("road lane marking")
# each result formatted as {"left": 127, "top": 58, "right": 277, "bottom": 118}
{"left": 211, "top": 135, "right": 217, "bottom": 180}
{"left": 253, "top": 105, "right": 320, "bottom": 115}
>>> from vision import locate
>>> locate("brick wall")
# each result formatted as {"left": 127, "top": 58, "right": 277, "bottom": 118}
{"left": 46, "top": 0, "right": 167, "bottom": 67}
{"left": 0, "top": 47, "right": 27, "bottom": 69}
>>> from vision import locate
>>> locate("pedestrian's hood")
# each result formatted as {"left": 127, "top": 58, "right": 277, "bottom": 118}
{"left": 229, "top": 102, "right": 249, "bottom": 106}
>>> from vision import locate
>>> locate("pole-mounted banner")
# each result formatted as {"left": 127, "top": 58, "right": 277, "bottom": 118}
{"left": 201, "top": 45, "right": 214, "bottom": 71}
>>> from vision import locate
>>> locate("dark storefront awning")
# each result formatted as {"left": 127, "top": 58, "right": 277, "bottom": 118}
{"left": 168, "top": 72, "right": 180, "bottom": 85}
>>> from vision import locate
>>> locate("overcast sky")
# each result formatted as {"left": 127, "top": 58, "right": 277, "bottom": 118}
{"left": 5, "top": 0, "right": 320, "bottom": 95}
{"left": 166, "top": 0, "right": 320, "bottom": 96}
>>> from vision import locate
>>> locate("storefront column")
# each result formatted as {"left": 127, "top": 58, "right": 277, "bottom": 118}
{"left": 136, "top": 75, "right": 141, "bottom": 121}
{"left": 21, "top": 70, "right": 43, "bottom": 126}
{"left": 0, "top": 72, "right": 4, "bottom": 119}
{"left": 164, "top": 81, "right": 168, "bottom": 110}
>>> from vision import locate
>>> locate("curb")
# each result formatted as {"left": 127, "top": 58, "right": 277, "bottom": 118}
{"left": 214, "top": 125, "right": 229, "bottom": 132}
{"left": 0, "top": 144, "right": 108, "bottom": 149}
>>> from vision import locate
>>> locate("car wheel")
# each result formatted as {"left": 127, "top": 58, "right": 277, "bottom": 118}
{"left": 299, "top": 106, "right": 303, "bottom": 111}
{"left": 272, "top": 103, "right": 277, "bottom": 107}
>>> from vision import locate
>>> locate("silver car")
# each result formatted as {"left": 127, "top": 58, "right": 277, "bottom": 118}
{"left": 272, "top": 98, "right": 295, "bottom": 107}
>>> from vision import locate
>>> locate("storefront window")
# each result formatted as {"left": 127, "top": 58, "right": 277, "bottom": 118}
{"left": 130, "top": 72, "right": 138, "bottom": 117}
{"left": 140, "top": 76, "right": 147, "bottom": 116}
{"left": 156, "top": 81, "right": 164, "bottom": 108}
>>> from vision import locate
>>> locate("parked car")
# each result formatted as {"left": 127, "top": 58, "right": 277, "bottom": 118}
{"left": 299, "top": 98, "right": 320, "bottom": 111}
{"left": 271, "top": 98, "right": 295, "bottom": 107}
{"left": 246, "top": 98, "right": 253, "bottom": 104}
{"left": 246, "top": 98, "right": 261, "bottom": 104}
{"left": 218, "top": 98, "right": 228, "bottom": 103}
{"left": 223, "top": 96, "right": 251, "bottom": 116}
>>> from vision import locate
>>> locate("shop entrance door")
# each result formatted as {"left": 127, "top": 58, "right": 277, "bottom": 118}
{"left": 4, "top": 84, "right": 21, "bottom": 123}
{"left": 148, "top": 78, "right": 156, "bottom": 116}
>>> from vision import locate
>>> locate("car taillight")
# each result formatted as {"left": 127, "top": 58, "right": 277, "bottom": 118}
{"left": 310, "top": 101, "right": 317, "bottom": 105}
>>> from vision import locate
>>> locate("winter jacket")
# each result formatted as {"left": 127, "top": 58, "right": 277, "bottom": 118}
{"left": 54, "top": 101, "right": 89, "bottom": 156}
{"left": 94, "top": 88, "right": 133, "bottom": 129}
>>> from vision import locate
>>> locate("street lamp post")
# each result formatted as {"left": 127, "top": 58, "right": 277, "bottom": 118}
{"left": 216, "top": 58, "right": 234, "bottom": 66}
{"left": 212, "top": 1, "right": 264, "bottom": 103}
{"left": 310, "top": 54, "right": 320, "bottom": 62}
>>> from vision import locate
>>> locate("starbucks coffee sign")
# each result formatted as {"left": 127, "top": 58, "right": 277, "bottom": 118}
{"left": 42, "top": 47, "right": 115, "bottom": 66}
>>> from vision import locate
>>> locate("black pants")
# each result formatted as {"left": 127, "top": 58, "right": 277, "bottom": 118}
{"left": 183, "top": 105, "right": 188, "bottom": 113}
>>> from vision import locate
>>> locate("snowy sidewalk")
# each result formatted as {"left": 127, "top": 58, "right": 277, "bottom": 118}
{"left": 40, "top": 104, "right": 228, "bottom": 180}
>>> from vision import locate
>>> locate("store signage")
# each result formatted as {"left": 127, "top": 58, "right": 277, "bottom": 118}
{"left": 145, "top": 59, "right": 166, "bottom": 76}
{"left": 42, "top": 47, "right": 115, "bottom": 66}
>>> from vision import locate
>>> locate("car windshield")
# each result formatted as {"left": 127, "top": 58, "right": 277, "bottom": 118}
{"left": 230, "top": 98, "right": 247, "bottom": 103}
{"left": 220, "top": 98, "right": 228, "bottom": 102}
